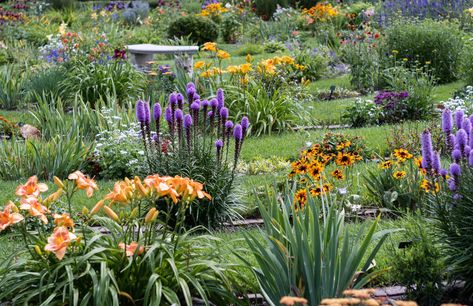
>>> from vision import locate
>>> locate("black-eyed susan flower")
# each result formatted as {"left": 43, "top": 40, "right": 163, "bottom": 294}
{"left": 335, "top": 152, "right": 355, "bottom": 167}
{"left": 394, "top": 148, "right": 413, "bottom": 162}
{"left": 393, "top": 171, "right": 406, "bottom": 179}
{"left": 331, "top": 169, "right": 344, "bottom": 180}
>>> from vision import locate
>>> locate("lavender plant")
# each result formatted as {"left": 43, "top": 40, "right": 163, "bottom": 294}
{"left": 136, "top": 84, "right": 248, "bottom": 228}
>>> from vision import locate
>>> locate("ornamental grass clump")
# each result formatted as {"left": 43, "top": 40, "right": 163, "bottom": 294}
{"left": 0, "top": 173, "right": 238, "bottom": 305}
{"left": 421, "top": 108, "right": 473, "bottom": 299}
{"left": 136, "top": 83, "right": 249, "bottom": 228}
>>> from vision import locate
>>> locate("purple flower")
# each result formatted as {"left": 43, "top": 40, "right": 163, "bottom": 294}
{"left": 455, "top": 109, "right": 464, "bottom": 130}
{"left": 469, "top": 150, "right": 473, "bottom": 167}
{"left": 143, "top": 102, "right": 150, "bottom": 124}
{"left": 136, "top": 100, "right": 146, "bottom": 123}
{"left": 216, "top": 88, "right": 224, "bottom": 110}
{"left": 442, "top": 109, "right": 452, "bottom": 134}
{"left": 194, "top": 93, "right": 200, "bottom": 101}
{"left": 456, "top": 129, "right": 468, "bottom": 154}
{"left": 452, "top": 149, "right": 462, "bottom": 163}
{"left": 234, "top": 124, "right": 243, "bottom": 141}
{"left": 432, "top": 152, "right": 441, "bottom": 174}
{"left": 186, "top": 82, "right": 195, "bottom": 90}
{"left": 241, "top": 116, "right": 249, "bottom": 133}
{"left": 176, "top": 93, "right": 184, "bottom": 109}
{"left": 449, "top": 134, "right": 456, "bottom": 150}
{"left": 207, "top": 111, "right": 213, "bottom": 118}
{"left": 215, "top": 139, "right": 223, "bottom": 148}
{"left": 169, "top": 93, "right": 177, "bottom": 106}
{"left": 175, "top": 109, "right": 183, "bottom": 121}
{"left": 184, "top": 114, "right": 193, "bottom": 129}
{"left": 448, "top": 178, "right": 457, "bottom": 191}
{"left": 463, "top": 117, "right": 472, "bottom": 132}
{"left": 450, "top": 163, "right": 461, "bottom": 177}
{"left": 215, "top": 139, "right": 223, "bottom": 163}
{"left": 187, "top": 85, "right": 195, "bottom": 101}
{"left": 225, "top": 120, "right": 234, "bottom": 130}
{"left": 210, "top": 98, "right": 218, "bottom": 109}
{"left": 421, "top": 129, "right": 433, "bottom": 170}
{"left": 465, "top": 145, "right": 471, "bottom": 157}
{"left": 219, "top": 107, "right": 229, "bottom": 120}
{"left": 440, "top": 168, "right": 448, "bottom": 177}
{"left": 164, "top": 107, "right": 173, "bottom": 124}
{"left": 190, "top": 101, "right": 201, "bottom": 110}
{"left": 202, "top": 99, "right": 210, "bottom": 107}
{"left": 153, "top": 103, "right": 161, "bottom": 121}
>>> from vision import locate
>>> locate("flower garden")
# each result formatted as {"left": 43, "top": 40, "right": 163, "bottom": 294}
{"left": 1, "top": 0, "right": 473, "bottom": 305}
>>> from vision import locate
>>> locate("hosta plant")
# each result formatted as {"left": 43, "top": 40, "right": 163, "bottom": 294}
{"left": 243, "top": 184, "right": 395, "bottom": 305}
{"left": 0, "top": 172, "right": 239, "bottom": 305}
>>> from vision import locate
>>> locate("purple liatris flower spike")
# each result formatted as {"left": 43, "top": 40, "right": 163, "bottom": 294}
{"left": 169, "top": 93, "right": 177, "bottom": 106}
{"left": 241, "top": 116, "right": 249, "bottom": 141}
{"left": 463, "top": 118, "right": 472, "bottom": 135}
{"left": 456, "top": 129, "right": 468, "bottom": 154}
{"left": 165, "top": 107, "right": 173, "bottom": 124}
{"left": 136, "top": 100, "right": 146, "bottom": 123}
{"left": 233, "top": 124, "right": 243, "bottom": 169}
{"left": 190, "top": 101, "right": 200, "bottom": 110}
{"left": 442, "top": 109, "right": 452, "bottom": 134}
{"left": 421, "top": 129, "right": 433, "bottom": 170}
{"left": 176, "top": 93, "right": 184, "bottom": 109}
{"left": 215, "top": 139, "right": 223, "bottom": 163}
{"left": 432, "top": 152, "right": 441, "bottom": 174}
{"left": 234, "top": 124, "right": 243, "bottom": 141}
{"left": 225, "top": 120, "right": 234, "bottom": 130}
{"left": 225, "top": 120, "right": 234, "bottom": 143}
{"left": 175, "top": 109, "right": 184, "bottom": 147}
{"left": 469, "top": 150, "right": 473, "bottom": 167}
{"left": 186, "top": 85, "right": 195, "bottom": 100}
{"left": 440, "top": 168, "right": 448, "bottom": 177}
{"left": 175, "top": 109, "right": 183, "bottom": 122}
{"left": 202, "top": 99, "right": 210, "bottom": 107}
{"left": 193, "top": 93, "right": 200, "bottom": 101}
{"left": 216, "top": 88, "right": 224, "bottom": 110}
{"left": 465, "top": 145, "right": 471, "bottom": 157}
{"left": 448, "top": 178, "right": 457, "bottom": 191}
{"left": 449, "top": 134, "right": 455, "bottom": 151}
{"left": 455, "top": 109, "right": 464, "bottom": 130}
{"left": 153, "top": 103, "right": 161, "bottom": 121}
{"left": 452, "top": 149, "right": 462, "bottom": 163}
{"left": 184, "top": 114, "right": 193, "bottom": 129}
{"left": 219, "top": 107, "right": 229, "bottom": 120}
{"left": 450, "top": 163, "right": 461, "bottom": 177}
{"left": 143, "top": 102, "right": 150, "bottom": 124}
{"left": 186, "top": 82, "right": 195, "bottom": 90}
{"left": 210, "top": 98, "right": 218, "bottom": 108}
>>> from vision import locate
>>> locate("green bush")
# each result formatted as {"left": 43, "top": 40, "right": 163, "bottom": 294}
{"left": 24, "top": 66, "right": 66, "bottom": 102}
{"left": 48, "top": 0, "right": 75, "bottom": 10}
{"left": 293, "top": 48, "right": 327, "bottom": 81}
{"left": 167, "top": 15, "right": 218, "bottom": 45}
{"left": 254, "top": 0, "right": 288, "bottom": 19}
{"left": 343, "top": 43, "right": 382, "bottom": 92}
{"left": 244, "top": 183, "right": 394, "bottom": 305}
{"left": 263, "top": 41, "right": 286, "bottom": 54}
{"left": 235, "top": 43, "right": 264, "bottom": 56}
{"left": 343, "top": 98, "right": 381, "bottom": 127}
{"left": 461, "top": 42, "right": 473, "bottom": 85}
{"left": 221, "top": 14, "right": 241, "bottom": 43}
{"left": 387, "top": 216, "right": 445, "bottom": 305}
{"left": 384, "top": 19, "right": 464, "bottom": 84}
{"left": 0, "top": 64, "right": 24, "bottom": 110}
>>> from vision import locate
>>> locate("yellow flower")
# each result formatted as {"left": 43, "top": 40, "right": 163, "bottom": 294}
{"left": 226, "top": 65, "right": 240, "bottom": 74}
{"left": 217, "top": 50, "right": 230, "bottom": 59}
{"left": 202, "top": 42, "right": 217, "bottom": 52}
{"left": 335, "top": 152, "right": 355, "bottom": 167}
{"left": 91, "top": 12, "right": 98, "bottom": 20}
{"left": 239, "top": 63, "right": 253, "bottom": 74}
{"left": 194, "top": 61, "right": 206, "bottom": 69}
{"left": 294, "top": 189, "right": 307, "bottom": 209}
{"left": 392, "top": 50, "right": 399, "bottom": 55}
{"left": 59, "top": 22, "right": 67, "bottom": 35}
{"left": 393, "top": 171, "right": 406, "bottom": 179}
{"left": 246, "top": 54, "right": 252, "bottom": 63}
{"left": 379, "top": 160, "right": 394, "bottom": 169}
{"left": 331, "top": 169, "right": 344, "bottom": 180}
{"left": 394, "top": 148, "right": 413, "bottom": 162}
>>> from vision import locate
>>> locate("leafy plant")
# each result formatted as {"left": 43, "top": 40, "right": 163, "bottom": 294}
{"left": 167, "top": 15, "right": 219, "bottom": 45}
{"left": 383, "top": 19, "right": 464, "bottom": 84}
{"left": 243, "top": 183, "right": 394, "bottom": 305}
{"left": 343, "top": 98, "right": 381, "bottom": 128}
{"left": 0, "top": 64, "right": 24, "bottom": 110}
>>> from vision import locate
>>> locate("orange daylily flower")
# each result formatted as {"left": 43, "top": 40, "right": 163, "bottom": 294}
{"left": 280, "top": 296, "right": 308, "bottom": 306}
{"left": 0, "top": 202, "right": 24, "bottom": 231}
{"left": 202, "top": 42, "right": 217, "bottom": 52}
{"left": 144, "top": 175, "right": 179, "bottom": 203}
{"left": 105, "top": 181, "right": 134, "bottom": 204}
{"left": 44, "top": 226, "right": 77, "bottom": 260}
{"left": 53, "top": 213, "right": 74, "bottom": 229}
{"left": 119, "top": 241, "right": 144, "bottom": 256}
{"left": 16, "top": 176, "right": 48, "bottom": 198}
{"left": 20, "top": 197, "right": 49, "bottom": 224}
{"left": 43, "top": 188, "right": 64, "bottom": 205}
{"left": 68, "top": 171, "right": 98, "bottom": 198}
{"left": 216, "top": 50, "right": 230, "bottom": 59}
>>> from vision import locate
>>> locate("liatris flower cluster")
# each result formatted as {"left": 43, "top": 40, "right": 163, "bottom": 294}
{"left": 135, "top": 83, "right": 249, "bottom": 171}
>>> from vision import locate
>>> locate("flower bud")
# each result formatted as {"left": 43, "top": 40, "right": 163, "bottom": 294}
{"left": 130, "top": 207, "right": 139, "bottom": 219}
{"left": 103, "top": 206, "right": 119, "bottom": 222}
{"left": 145, "top": 208, "right": 158, "bottom": 224}
{"left": 90, "top": 200, "right": 105, "bottom": 215}
{"left": 34, "top": 245, "right": 42, "bottom": 256}
{"left": 81, "top": 207, "right": 89, "bottom": 215}
{"left": 53, "top": 176, "right": 65, "bottom": 189}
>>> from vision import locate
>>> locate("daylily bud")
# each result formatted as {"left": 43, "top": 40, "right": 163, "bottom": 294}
{"left": 34, "top": 245, "right": 42, "bottom": 256}
{"left": 151, "top": 211, "right": 159, "bottom": 222}
{"left": 145, "top": 208, "right": 157, "bottom": 224}
{"left": 8, "top": 201, "right": 19, "bottom": 213}
{"left": 103, "top": 206, "right": 119, "bottom": 222}
{"left": 43, "top": 189, "right": 63, "bottom": 206}
{"left": 134, "top": 177, "right": 148, "bottom": 197}
{"left": 90, "top": 200, "right": 105, "bottom": 215}
{"left": 130, "top": 207, "right": 139, "bottom": 219}
{"left": 53, "top": 176, "right": 65, "bottom": 189}
{"left": 81, "top": 207, "right": 89, "bottom": 215}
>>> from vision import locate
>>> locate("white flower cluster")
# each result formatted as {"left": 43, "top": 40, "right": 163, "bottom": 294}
{"left": 440, "top": 86, "right": 473, "bottom": 113}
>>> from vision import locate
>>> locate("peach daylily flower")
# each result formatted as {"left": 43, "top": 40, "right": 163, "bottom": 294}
{"left": 280, "top": 296, "right": 308, "bottom": 306}
{"left": 0, "top": 202, "right": 24, "bottom": 231}
{"left": 68, "top": 171, "right": 98, "bottom": 198}
{"left": 105, "top": 181, "right": 133, "bottom": 204}
{"left": 15, "top": 176, "right": 48, "bottom": 198}
{"left": 118, "top": 241, "right": 144, "bottom": 257}
{"left": 143, "top": 175, "right": 179, "bottom": 203}
{"left": 20, "top": 197, "right": 49, "bottom": 224}
{"left": 53, "top": 213, "right": 74, "bottom": 229}
{"left": 44, "top": 226, "right": 77, "bottom": 260}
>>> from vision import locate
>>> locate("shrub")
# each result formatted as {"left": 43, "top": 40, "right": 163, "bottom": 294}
{"left": 343, "top": 98, "right": 381, "bottom": 128}
{"left": 254, "top": 0, "right": 288, "bottom": 20}
{"left": 121, "top": 1, "right": 150, "bottom": 25}
{"left": 387, "top": 216, "right": 445, "bottom": 305}
{"left": 293, "top": 47, "right": 327, "bottom": 81}
{"left": 263, "top": 40, "right": 286, "bottom": 53}
{"left": 461, "top": 42, "right": 473, "bottom": 85}
{"left": 134, "top": 85, "right": 248, "bottom": 228}
{"left": 48, "top": 0, "right": 75, "bottom": 10}
{"left": 61, "top": 59, "right": 145, "bottom": 108}
{"left": 243, "top": 183, "right": 394, "bottom": 305}
{"left": 343, "top": 43, "right": 382, "bottom": 92}
{"left": 0, "top": 174, "right": 239, "bottom": 305}
{"left": 383, "top": 19, "right": 464, "bottom": 84}
{"left": 167, "top": 15, "right": 219, "bottom": 45}
{"left": 235, "top": 43, "right": 264, "bottom": 56}
{"left": 24, "top": 66, "right": 66, "bottom": 102}
{"left": 221, "top": 14, "right": 241, "bottom": 43}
